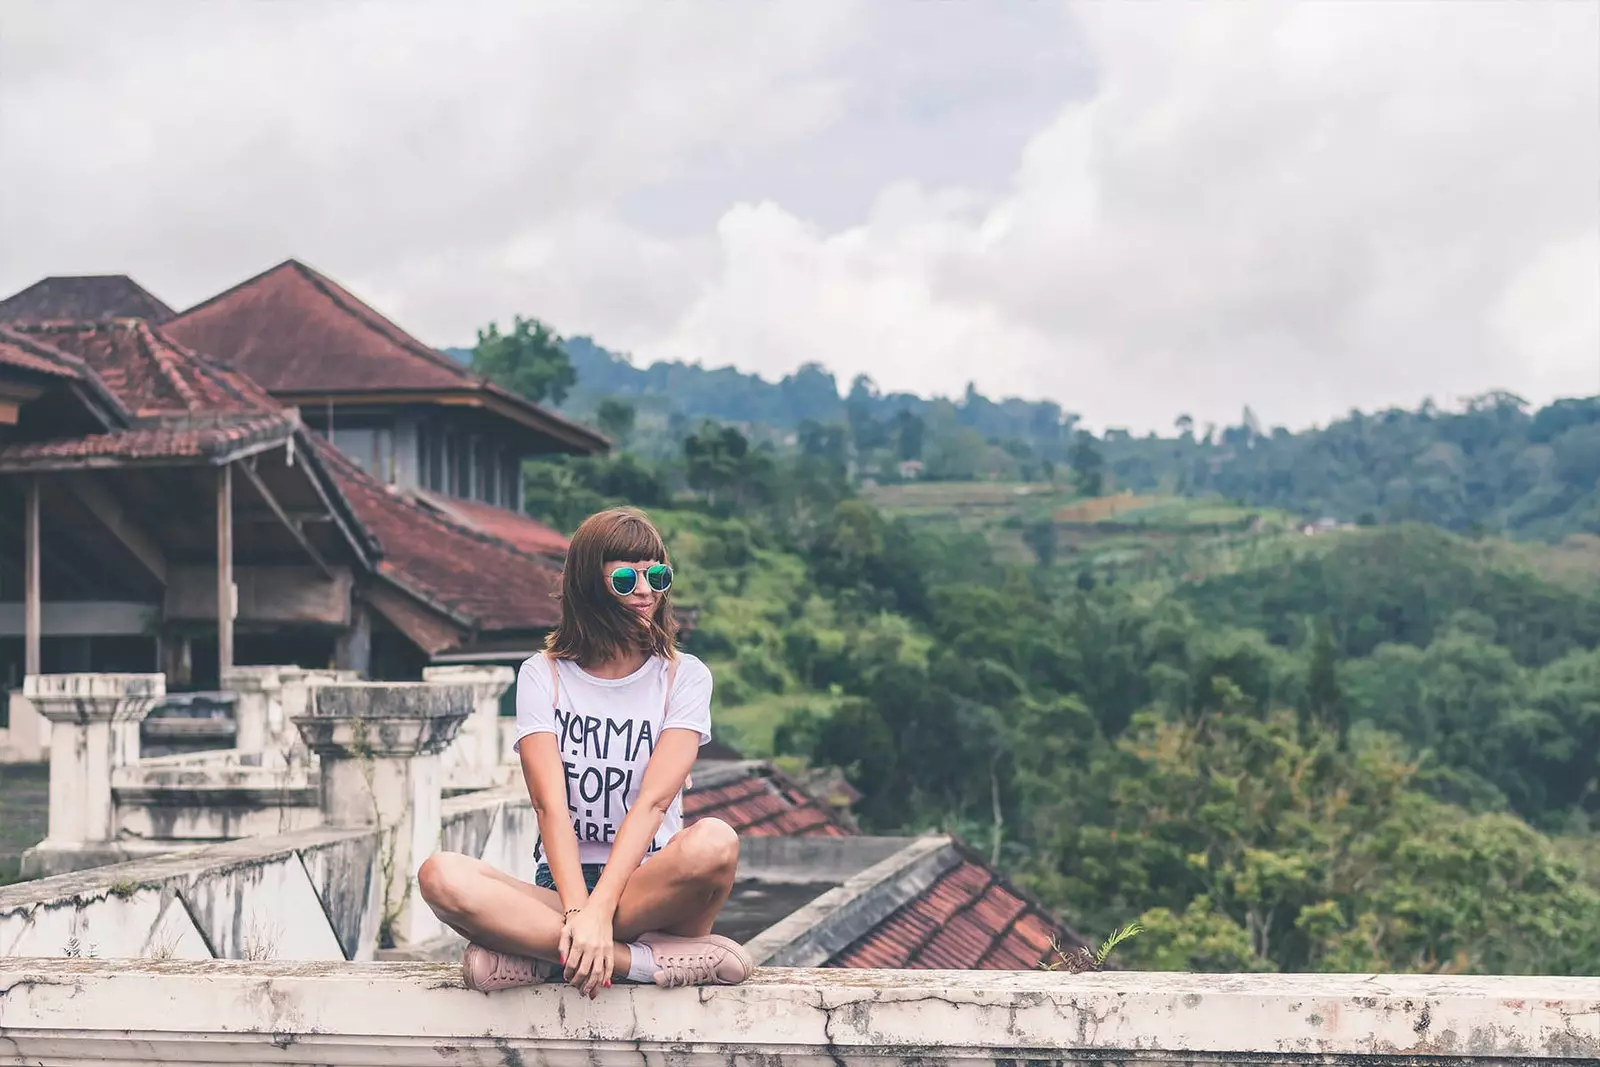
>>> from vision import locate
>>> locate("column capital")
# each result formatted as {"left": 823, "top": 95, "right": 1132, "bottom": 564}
{"left": 293, "top": 682, "right": 473, "bottom": 759}
{"left": 221, "top": 665, "right": 297, "bottom": 695}
{"left": 23, "top": 673, "right": 165, "bottom": 725}
{"left": 421, "top": 664, "right": 514, "bottom": 702}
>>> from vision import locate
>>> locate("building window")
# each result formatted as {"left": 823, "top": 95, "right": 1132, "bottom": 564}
{"left": 454, "top": 435, "right": 471, "bottom": 498}
{"left": 333, "top": 427, "right": 374, "bottom": 475}
{"left": 502, "top": 459, "right": 520, "bottom": 513}
{"left": 429, "top": 428, "right": 444, "bottom": 490}
{"left": 473, "top": 439, "right": 489, "bottom": 502}
{"left": 484, "top": 449, "right": 498, "bottom": 507}
{"left": 417, "top": 423, "right": 431, "bottom": 489}
{"left": 375, "top": 428, "right": 394, "bottom": 484}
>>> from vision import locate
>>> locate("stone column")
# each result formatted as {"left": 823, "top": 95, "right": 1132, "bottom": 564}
{"left": 6, "top": 689, "right": 48, "bottom": 761}
{"left": 21, "top": 673, "right": 164, "bottom": 877}
{"left": 422, "top": 665, "right": 514, "bottom": 792}
{"left": 293, "top": 680, "right": 472, "bottom": 949}
{"left": 222, "top": 665, "right": 292, "bottom": 756}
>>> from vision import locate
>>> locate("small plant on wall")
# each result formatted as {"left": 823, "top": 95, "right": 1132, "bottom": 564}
{"left": 1040, "top": 921, "right": 1144, "bottom": 973}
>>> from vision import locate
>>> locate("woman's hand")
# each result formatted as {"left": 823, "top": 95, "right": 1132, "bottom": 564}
{"left": 559, "top": 902, "right": 614, "bottom": 998}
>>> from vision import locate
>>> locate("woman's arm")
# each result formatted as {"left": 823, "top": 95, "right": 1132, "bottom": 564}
{"left": 558, "top": 727, "right": 699, "bottom": 997}
{"left": 585, "top": 726, "right": 700, "bottom": 912}
{"left": 519, "top": 734, "right": 587, "bottom": 913}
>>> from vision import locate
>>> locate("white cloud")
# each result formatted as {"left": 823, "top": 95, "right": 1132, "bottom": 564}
{"left": 0, "top": 0, "right": 863, "bottom": 338}
{"left": 1, "top": 1, "right": 1594, "bottom": 432}
{"left": 642, "top": 3, "right": 1600, "bottom": 430}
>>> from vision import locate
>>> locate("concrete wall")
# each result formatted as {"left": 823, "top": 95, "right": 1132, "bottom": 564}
{"left": 0, "top": 961, "right": 1594, "bottom": 1065}
{"left": 0, "top": 827, "right": 381, "bottom": 963}
{"left": 0, "top": 779, "right": 527, "bottom": 964}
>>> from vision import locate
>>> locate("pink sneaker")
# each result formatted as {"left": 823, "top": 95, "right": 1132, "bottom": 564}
{"left": 461, "top": 943, "right": 557, "bottom": 992}
{"left": 638, "top": 932, "right": 754, "bottom": 988}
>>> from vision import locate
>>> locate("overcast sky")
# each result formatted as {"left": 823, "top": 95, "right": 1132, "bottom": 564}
{"left": 2, "top": 1, "right": 1596, "bottom": 432}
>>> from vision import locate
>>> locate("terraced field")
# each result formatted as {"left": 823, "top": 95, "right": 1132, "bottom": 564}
{"left": 864, "top": 481, "right": 1303, "bottom": 576}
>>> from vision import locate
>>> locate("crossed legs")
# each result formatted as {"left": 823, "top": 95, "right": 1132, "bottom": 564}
{"left": 417, "top": 817, "right": 740, "bottom": 982}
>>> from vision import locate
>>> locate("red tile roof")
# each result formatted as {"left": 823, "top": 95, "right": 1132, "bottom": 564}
{"left": 416, "top": 492, "right": 568, "bottom": 559}
{"left": 0, "top": 321, "right": 297, "bottom": 471}
{"left": 166, "top": 259, "right": 467, "bottom": 393}
{"left": 0, "top": 416, "right": 291, "bottom": 469}
{"left": 12, "top": 320, "right": 279, "bottom": 419}
{"left": 164, "top": 260, "right": 607, "bottom": 453}
{"left": 684, "top": 763, "right": 851, "bottom": 837}
{"left": 0, "top": 275, "right": 175, "bottom": 324}
{"left": 315, "top": 439, "right": 563, "bottom": 635}
{"left": 0, "top": 325, "right": 86, "bottom": 379}
{"left": 825, "top": 848, "right": 1082, "bottom": 971}
{"left": 0, "top": 313, "right": 561, "bottom": 651}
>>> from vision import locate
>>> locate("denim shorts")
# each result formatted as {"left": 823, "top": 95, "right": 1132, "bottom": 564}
{"left": 534, "top": 863, "right": 605, "bottom": 893}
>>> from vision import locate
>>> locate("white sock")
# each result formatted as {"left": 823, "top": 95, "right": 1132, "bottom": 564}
{"left": 626, "top": 942, "right": 657, "bottom": 983}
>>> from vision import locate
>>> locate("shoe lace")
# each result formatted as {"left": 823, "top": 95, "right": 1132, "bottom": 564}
{"left": 657, "top": 949, "right": 720, "bottom": 987}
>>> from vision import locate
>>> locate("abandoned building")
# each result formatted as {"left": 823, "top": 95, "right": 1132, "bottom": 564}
{"left": 0, "top": 263, "right": 606, "bottom": 710}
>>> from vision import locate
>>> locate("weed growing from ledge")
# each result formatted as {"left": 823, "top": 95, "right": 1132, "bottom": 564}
{"left": 349, "top": 718, "right": 408, "bottom": 950}
{"left": 1041, "top": 921, "right": 1144, "bottom": 973}
{"left": 62, "top": 934, "right": 97, "bottom": 959}
{"left": 242, "top": 917, "right": 283, "bottom": 961}
{"left": 107, "top": 878, "right": 140, "bottom": 899}
{"left": 145, "top": 927, "right": 182, "bottom": 961}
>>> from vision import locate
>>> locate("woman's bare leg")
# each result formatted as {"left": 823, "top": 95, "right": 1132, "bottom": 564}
{"left": 417, "top": 853, "right": 632, "bottom": 978}
{"left": 611, "top": 817, "right": 740, "bottom": 939}
{"left": 418, "top": 816, "right": 742, "bottom": 980}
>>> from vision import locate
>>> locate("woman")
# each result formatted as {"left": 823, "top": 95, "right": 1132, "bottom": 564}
{"left": 418, "top": 507, "right": 751, "bottom": 997}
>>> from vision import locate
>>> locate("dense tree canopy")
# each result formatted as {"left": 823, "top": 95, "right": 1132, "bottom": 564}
{"left": 487, "top": 320, "right": 1599, "bottom": 975}
{"left": 521, "top": 422, "right": 1600, "bottom": 974}
{"left": 529, "top": 335, "right": 1598, "bottom": 541}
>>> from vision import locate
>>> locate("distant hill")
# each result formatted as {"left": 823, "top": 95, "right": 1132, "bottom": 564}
{"left": 445, "top": 335, "right": 1600, "bottom": 542}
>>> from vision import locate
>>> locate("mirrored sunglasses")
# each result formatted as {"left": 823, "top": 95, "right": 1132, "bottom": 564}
{"left": 607, "top": 563, "right": 673, "bottom": 596}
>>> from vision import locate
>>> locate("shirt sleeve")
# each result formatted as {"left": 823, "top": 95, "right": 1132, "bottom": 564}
{"left": 661, "top": 655, "right": 713, "bottom": 746}
{"left": 512, "top": 654, "right": 559, "bottom": 753}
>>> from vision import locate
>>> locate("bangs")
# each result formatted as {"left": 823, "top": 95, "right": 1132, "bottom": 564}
{"left": 600, "top": 514, "right": 668, "bottom": 563}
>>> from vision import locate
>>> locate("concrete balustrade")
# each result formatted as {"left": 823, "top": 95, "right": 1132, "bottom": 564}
{"left": 0, "top": 960, "right": 1594, "bottom": 1065}
{"left": 226, "top": 665, "right": 359, "bottom": 765}
{"left": 423, "top": 664, "right": 514, "bottom": 792}
{"left": 293, "top": 680, "right": 473, "bottom": 948}
{"left": 3, "top": 689, "right": 48, "bottom": 761}
{"left": 19, "top": 674, "right": 165, "bottom": 878}
{"left": 220, "top": 664, "right": 291, "bottom": 755}
{"left": 9, "top": 669, "right": 504, "bottom": 879}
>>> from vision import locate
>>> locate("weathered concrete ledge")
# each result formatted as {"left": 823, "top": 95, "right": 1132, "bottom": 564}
{"left": 0, "top": 960, "right": 1595, "bottom": 1065}
{"left": 0, "top": 827, "right": 381, "bottom": 962}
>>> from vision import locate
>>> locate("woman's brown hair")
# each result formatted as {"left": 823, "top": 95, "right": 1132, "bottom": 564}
{"left": 544, "top": 507, "right": 677, "bottom": 665}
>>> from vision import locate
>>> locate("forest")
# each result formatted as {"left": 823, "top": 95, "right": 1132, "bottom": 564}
{"left": 467, "top": 316, "right": 1600, "bottom": 975}
{"left": 465, "top": 333, "right": 1600, "bottom": 542}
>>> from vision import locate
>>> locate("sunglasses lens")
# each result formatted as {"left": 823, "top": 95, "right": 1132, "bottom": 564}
{"left": 647, "top": 564, "right": 673, "bottom": 592}
{"left": 609, "top": 568, "right": 638, "bottom": 595}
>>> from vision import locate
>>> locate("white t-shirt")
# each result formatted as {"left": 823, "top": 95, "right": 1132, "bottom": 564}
{"left": 513, "top": 652, "right": 713, "bottom": 865}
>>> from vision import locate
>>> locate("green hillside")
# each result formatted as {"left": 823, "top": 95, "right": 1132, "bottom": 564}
{"left": 449, "top": 325, "right": 1599, "bottom": 541}
{"left": 454, "top": 313, "right": 1600, "bottom": 974}
{"left": 525, "top": 437, "right": 1600, "bottom": 975}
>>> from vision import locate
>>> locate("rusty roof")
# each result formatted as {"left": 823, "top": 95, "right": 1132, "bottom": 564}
{"left": 0, "top": 275, "right": 176, "bottom": 325}
{"left": 0, "top": 324, "right": 88, "bottom": 380}
{"left": 10, "top": 320, "right": 279, "bottom": 419}
{"left": 166, "top": 259, "right": 467, "bottom": 393}
{"left": 685, "top": 763, "right": 852, "bottom": 838}
{"left": 0, "top": 417, "right": 292, "bottom": 471}
{"left": 164, "top": 259, "right": 607, "bottom": 453}
{"left": 415, "top": 492, "right": 569, "bottom": 560}
{"left": 825, "top": 846, "right": 1082, "bottom": 971}
{"left": 314, "top": 438, "right": 564, "bottom": 636}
